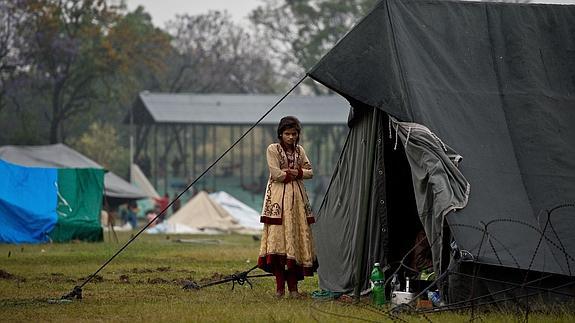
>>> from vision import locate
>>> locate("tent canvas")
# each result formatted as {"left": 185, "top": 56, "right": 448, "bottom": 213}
{"left": 0, "top": 160, "right": 58, "bottom": 243}
{"left": 49, "top": 168, "right": 105, "bottom": 242}
{"left": 209, "top": 191, "right": 263, "bottom": 232}
{"left": 308, "top": 0, "right": 575, "bottom": 299}
{"left": 130, "top": 163, "right": 159, "bottom": 218}
{"left": 167, "top": 191, "right": 243, "bottom": 233}
{"left": 0, "top": 160, "right": 105, "bottom": 243}
{"left": 0, "top": 144, "right": 147, "bottom": 203}
{"left": 131, "top": 164, "right": 159, "bottom": 199}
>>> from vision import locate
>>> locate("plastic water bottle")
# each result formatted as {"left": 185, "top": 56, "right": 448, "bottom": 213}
{"left": 370, "top": 263, "right": 386, "bottom": 305}
{"left": 405, "top": 276, "right": 410, "bottom": 292}
{"left": 427, "top": 290, "right": 441, "bottom": 306}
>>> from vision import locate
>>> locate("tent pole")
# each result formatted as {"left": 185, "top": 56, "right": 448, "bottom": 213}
{"left": 192, "top": 125, "right": 196, "bottom": 183}
{"left": 154, "top": 125, "right": 158, "bottom": 189}
{"left": 230, "top": 126, "right": 235, "bottom": 178}
{"left": 129, "top": 107, "right": 134, "bottom": 182}
{"left": 183, "top": 126, "right": 188, "bottom": 179}
{"left": 164, "top": 124, "right": 168, "bottom": 195}
{"left": 251, "top": 125, "right": 256, "bottom": 201}
{"left": 240, "top": 126, "right": 244, "bottom": 187}
{"left": 213, "top": 125, "right": 217, "bottom": 191}
{"left": 203, "top": 125, "right": 207, "bottom": 191}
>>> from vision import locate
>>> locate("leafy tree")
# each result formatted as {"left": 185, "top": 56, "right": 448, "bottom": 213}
{"left": 70, "top": 121, "right": 129, "bottom": 176}
{"left": 166, "top": 10, "right": 282, "bottom": 94}
{"left": 2, "top": 1, "right": 172, "bottom": 144}
{"left": 250, "top": 0, "right": 378, "bottom": 92}
{"left": 0, "top": 1, "right": 27, "bottom": 114}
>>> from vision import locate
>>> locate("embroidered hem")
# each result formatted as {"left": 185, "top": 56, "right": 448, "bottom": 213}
{"left": 257, "top": 253, "right": 318, "bottom": 278}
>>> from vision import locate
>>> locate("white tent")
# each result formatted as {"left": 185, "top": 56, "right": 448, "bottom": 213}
{"left": 166, "top": 191, "right": 243, "bottom": 233}
{"left": 209, "top": 191, "right": 262, "bottom": 232}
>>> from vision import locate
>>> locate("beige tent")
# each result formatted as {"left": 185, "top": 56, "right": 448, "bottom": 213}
{"left": 167, "top": 191, "right": 243, "bottom": 232}
{"left": 130, "top": 164, "right": 159, "bottom": 199}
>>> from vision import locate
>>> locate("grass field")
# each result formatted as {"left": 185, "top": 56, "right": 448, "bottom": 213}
{"left": 1, "top": 232, "right": 573, "bottom": 322}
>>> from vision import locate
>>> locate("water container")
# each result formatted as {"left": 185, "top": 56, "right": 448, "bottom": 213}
{"left": 370, "top": 263, "right": 386, "bottom": 305}
{"left": 427, "top": 290, "right": 441, "bottom": 306}
{"left": 390, "top": 273, "right": 400, "bottom": 292}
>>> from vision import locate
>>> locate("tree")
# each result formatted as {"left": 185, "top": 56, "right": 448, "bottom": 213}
{"left": 71, "top": 121, "right": 129, "bottom": 176}
{"left": 250, "top": 0, "right": 378, "bottom": 92}
{"left": 0, "top": 1, "right": 27, "bottom": 114}
{"left": 166, "top": 10, "right": 282, "bottom": 94}
{"left": 4, "top": 1, "right": 172, "bottom": 144}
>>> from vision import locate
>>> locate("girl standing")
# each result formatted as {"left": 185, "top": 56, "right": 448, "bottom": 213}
{"left": 258, "top": 116, "right": 317, "bottom": 298}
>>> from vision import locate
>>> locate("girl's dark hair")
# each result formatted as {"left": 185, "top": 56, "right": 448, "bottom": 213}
{"left": 277, "top": 116, "right": 302, "bottom": 144}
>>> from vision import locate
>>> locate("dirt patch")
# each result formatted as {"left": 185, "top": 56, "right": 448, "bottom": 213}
{"left": 147, "top": 277, "right": 170, "bottom": 284}
{"left": 155, "top": 266, "right": 171, "bottom": 272}
{"left": 131, "top": 268, "right": 154, "bottom": 274}
{"left": 0, "top": 269, "right": 25, "bottom": 282}
{"left": 0, "top": 269, "right": 15, "bottom": 280}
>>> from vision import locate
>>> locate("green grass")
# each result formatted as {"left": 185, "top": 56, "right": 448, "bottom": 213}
{"left": 1, "top": 233, "right": 574, "bottom": 322}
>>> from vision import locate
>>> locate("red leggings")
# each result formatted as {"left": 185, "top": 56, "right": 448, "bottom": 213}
{"left": 274, "top": 268, "right": 298, "bottom": 292}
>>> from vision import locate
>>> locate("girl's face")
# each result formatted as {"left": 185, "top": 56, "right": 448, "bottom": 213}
{"left": 281, "top": 128, "right": 299, "bottom": 146}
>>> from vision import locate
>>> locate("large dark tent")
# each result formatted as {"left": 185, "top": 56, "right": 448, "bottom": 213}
{"left": 309, "top": 0, "right": 575, "bottom": 304}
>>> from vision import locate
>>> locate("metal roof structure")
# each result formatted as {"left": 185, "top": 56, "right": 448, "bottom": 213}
{"left": 129, "top": 92, "right": 350, "bottom": 125}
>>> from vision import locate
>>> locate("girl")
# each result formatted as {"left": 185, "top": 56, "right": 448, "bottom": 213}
{"left": 257, "top": 116, "right": 317, "bottom": 298}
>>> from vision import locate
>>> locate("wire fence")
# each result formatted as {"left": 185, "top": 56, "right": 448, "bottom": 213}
{"left": 307, "top": 203, "right": 575, "bottom": 322}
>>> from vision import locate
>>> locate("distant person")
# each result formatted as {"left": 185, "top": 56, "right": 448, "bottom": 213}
{"left": 258, "top": 116, "right": 317, "bottom": 298}
{"left": 125, "top": 200, "right": 139, "bottom": 230}
{"left": 145, "top": 209, "right": 158, "bottom": 227}
{"left": 154, "top": 193, "right": 170, "bottom": 223}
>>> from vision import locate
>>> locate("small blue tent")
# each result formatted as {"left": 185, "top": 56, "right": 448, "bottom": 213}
{"left": 0, "top": 160, "right": 58, "bottom": 243}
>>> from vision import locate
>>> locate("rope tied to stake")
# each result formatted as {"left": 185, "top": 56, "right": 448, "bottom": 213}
{"left": 182, "top": 265, "right": 273, "bottom": 291}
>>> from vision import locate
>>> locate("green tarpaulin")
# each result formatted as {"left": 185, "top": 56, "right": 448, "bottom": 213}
{"left": 49, "top": 168, "right": 104, "bottom": 242}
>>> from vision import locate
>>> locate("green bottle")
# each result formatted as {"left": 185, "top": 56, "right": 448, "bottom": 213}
{"left": 370, "top": 262, "right": 386, "bottom": 305}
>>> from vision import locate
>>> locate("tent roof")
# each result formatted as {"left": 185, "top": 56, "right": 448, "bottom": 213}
{"left": 0, "top": 144, "right": 147, "bottom": 200}
{"left": 167, "top": 191, "right": 243, "bottom": 232}
{"left": 127, "top": 92, "right": 350, "bottom": 125}
{"left": 309, "top": 0, "right": 575, "bottom": 276}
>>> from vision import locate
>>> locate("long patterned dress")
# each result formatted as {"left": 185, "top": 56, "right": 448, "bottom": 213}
{"left": 257, "top": 143, "right": 317, "bottom": 278}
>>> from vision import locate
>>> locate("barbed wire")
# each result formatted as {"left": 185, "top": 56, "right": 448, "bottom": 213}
{"left": 308, "top": 203, "right": 573, "bottom": 322}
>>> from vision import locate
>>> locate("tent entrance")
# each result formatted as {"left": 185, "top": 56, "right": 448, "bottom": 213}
{"left": 315, "top": 103, "right": 466, "bottom": 294}
{"left": 315, "top": 104, "right": 439, "bottom": 294}
{"left": 383, "top": 113, "right": 433, "bottom": 278}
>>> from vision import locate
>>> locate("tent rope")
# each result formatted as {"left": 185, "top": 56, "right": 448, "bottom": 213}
{"left": 182, "top": 265, "right": 273, "bottom": 291}
{"left": 60, "top": 75, "right": 308, "bottom": 300}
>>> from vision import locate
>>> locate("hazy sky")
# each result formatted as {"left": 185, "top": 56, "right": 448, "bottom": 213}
{"left": 126, "top": 0, "right": 575, "bottom": 28}
{"left": 126, "top": 0, "right": 262, "bottom": 27}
